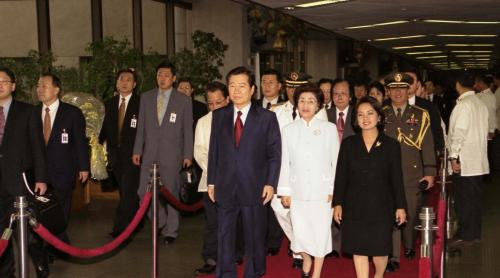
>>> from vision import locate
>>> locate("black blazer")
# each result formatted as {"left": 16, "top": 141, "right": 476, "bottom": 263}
{"left": 415, "top": 96, "right": 445, "bottom": 153}
{"left": 193, "top": 99, "right": 208, "bottom": 130}
{"left": 37, "top": 102, "right": 89, "bottom": 192}
{"left": 333, "top": 133, "right": 407, "bottom": 220}
{"left": 207, "top": 104, "right": 281, "bottom": 207}
{"left": 326, "top": 106, "right": 356, "bottom": 140}
{"left": 0, "top": 100, "right": 47, "bottom": 196}
{"left": 99, "top": 94, "right": 140, "bottom": 168}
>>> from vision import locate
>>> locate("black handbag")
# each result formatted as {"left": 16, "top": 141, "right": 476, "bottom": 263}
{"left": 179, "top": 165, "right": 202, "bottom": 205}
{"left": 23, "top": 173, "right": 67, "bottom": 235}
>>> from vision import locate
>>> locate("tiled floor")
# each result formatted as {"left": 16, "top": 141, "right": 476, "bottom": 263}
{"left": 19, "top": 172, "right": 500, "bottom": 277}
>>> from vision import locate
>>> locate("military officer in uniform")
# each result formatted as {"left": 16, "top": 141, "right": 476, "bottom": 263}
{"left": 382, "top": 73, "right": 437, "bottom": 272}
{"left": 270, "top": 72, "right": 328, "bottom": 269}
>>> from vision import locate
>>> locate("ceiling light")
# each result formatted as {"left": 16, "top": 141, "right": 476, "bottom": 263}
{"left": 345, "top": 20, "right": 410, "bottom": 30}
{"left": 455, "top": 55, "right": 491, "bottom": 57}
{"left": 415, "top": 56, "right": 448, "bottom": 59}
{"left": 283, "top": 6, "right": 295, "bottom": 10}
{"left": 406, "top": 51, "right": 443, "bottom": 55}
{"left": 451, "top": 50, "right": 493, "bottom": 53}
{"left": 437, "top": 34, "right": 498, "bottom": 37}
{"left": 295, "top": 0, "right": 349, "bottom": 8}
{"left": 392, "top": 44, "right": 435, "bottom": 50}
{"left": 446, "top": 44, "right": 494, "bottom": 47}
{"left": 424, "top": 19, "right": 500, "bottom": 24}
{"left": 373, "top": 35, "right": 426, "bottom": 41}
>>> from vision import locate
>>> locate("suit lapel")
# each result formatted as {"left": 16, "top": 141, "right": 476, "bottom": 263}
{"left": 2, "top": 100, "right": 20, "bottom": 146}
{"left": 239, "top": 104, "right": 257, "bottom": 148}
{"left": 48, "top": 102, "right": 64, "bottom": 145}
{"left": 161, "top": 89, "right": 177, "bottom": 127}
{"left": 123, "top": 94, "right": 138, "bottom": 129}
{"left": 109, "top": 96, "right": 119, "bottom": 133}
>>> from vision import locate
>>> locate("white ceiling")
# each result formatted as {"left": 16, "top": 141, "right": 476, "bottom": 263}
{"left": 252, "top": 0, "right": 500, "bottom": 69}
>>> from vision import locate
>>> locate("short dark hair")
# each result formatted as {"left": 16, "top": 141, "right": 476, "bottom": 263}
{"left": 0, "top": 66, "right": 16, "bottom": 83}
{"left": 226, "top": 66, "right": 255, "bottom": 88}
{"left": 494, "top": 70, "right": 500, "bottom": 80}
{"left": 475, "top": 74, "right": 492, "bottom": 86}
{"left": 293, "top": 82, "right": 324, "bottom": 112}
{"left": 41, "top": 72, "right": 62, "bottom": 90}
{"left": 401, "top": 66, "right": 421, "bottom": 83}
{"left": 317, "top": 78, "right": 333, "bottom": 88}
{"left": 368, "top": 81, "right": 385, "bottom": 98}
{"left": 156, "top": 60, "right": 176, "bottom": 75}
{"left": 456, "top": 72, "right": 475, "bottom": 89}
{"left": 206, "top": 81, "right": 228, "bottom": 98}
{"left": 353, "top": 81, "right": 368, "bottom": 89}
{"left": 352, "top": 96, "right": 385, "bottom": 132}
{"left": 261, "top": 68, "right": 282, "bottom": 83}
{"left": 116, "top": 68, "right": 137, "bottom": 82}
{"left": 176, "top": 77, "right": 192, "bottom": 88}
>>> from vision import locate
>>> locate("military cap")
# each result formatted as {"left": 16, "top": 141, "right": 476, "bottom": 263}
{"left": 384, "top": 72, "right": 412, "bottom": 88}
{"left": 285, "top": 72, "right": 311, "bottom": 88}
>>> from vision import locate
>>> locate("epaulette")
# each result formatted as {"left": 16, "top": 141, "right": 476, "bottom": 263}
{"left": 382, "top": 105, "right": 391, "bottom": 110}
{"left": 270, "top": 103, "right": 284, "bottom": 112}
{"left": 410, "top": 104, "right": 430, "bottom": 116}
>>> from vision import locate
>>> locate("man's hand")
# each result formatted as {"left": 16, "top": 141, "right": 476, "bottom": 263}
{"left": 262, "top": 185, "right": 274, "bottom": 205}
{"left": 396, "top": 209, "right": 407, "bottom": 226}
{"left": 281, "top": 196, "right": 291, "bottom": 208}
{"left": 35, "top": 182, "right": 47, "bottom": 195}
{"left": 132, "top": 154, "right": 141, "bottom": 166}
{"left": 79, "top": 171, "right": 89, "bottom": 183}
{"left": 333, "top": 205, "right": 342, "bottom": 225}
{"left": 207, "top": 185, "right": 215, "bottom": 203}
{"left": 183, "top": 159, "right": 192, "bottom": 168}
{"left": 451, "top": 160, "right": 461, "bottom": 174}
{"left": 419, "top": 175, "right": 435, "bottom": 190}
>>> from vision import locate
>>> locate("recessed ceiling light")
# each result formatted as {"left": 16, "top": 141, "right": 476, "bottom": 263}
{"left": 424, "top": 19, "right": 500, "bottom": 24}
{"left": 283, "top": 6, "right": 295, "bottom": 10}
{"left": 295, "top": 0, "right": 349, "bottom": 8}
{"left": 392, "top": 44, "right": 435, "bottom": 50}
{"left": 345, "top": 20, "right": 410, "bottom": 30}
{"left": 415, "top": 55, "right": 448, "bottom": 59}
{"left": 406, "top": 51, "right": 443, "bottom": 55}
{"left": 373, "top": 35, "right": 426, "bottom": 41}
{"left": 446, "top": 44, "right": 494, "bottom": 47}
{"left": 451, "top": 50, "right": 493, "bottom": 53}
{"left": 437, "top": 34, "right": 498, "bottom": 37}
{"left": 455, "top": 55, "right": 491, "bottom": 57}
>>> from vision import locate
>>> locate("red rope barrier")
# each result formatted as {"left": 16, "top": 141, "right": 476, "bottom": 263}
{"left": 32, "top": 192, "right": 152, "bottom": 258}
{"left": 0, "top": 238, "right": 9, "bottom": 257}
{"left": 160, "top": 187, "right": 203, "bottom": 212}
{"left": 433, "top": 198, "right": 446, "bottom": 277}
{"left": 419, "top": 257, "right": 432, "bottom": 278}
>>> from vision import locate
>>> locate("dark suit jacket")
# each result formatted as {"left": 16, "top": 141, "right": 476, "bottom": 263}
{"left": 193, "top": 99, "right": 208, "bottom": 131}
{"left": 37, "top": 102, "right": 89, "bottom": 194}
{"left": 99, "top": 94, "right": 140, "bottom": 169}
{"left": 207, "top": 104, "right": 281, "bottom": 207}
{"left": 415, "top": 96, "right": 445, "bottom": 153}
{"left": 0, "top": 100, "right": 47, "bottom": 197}
{"left": 326, "top": 106, "right": 356, "bottom": 140}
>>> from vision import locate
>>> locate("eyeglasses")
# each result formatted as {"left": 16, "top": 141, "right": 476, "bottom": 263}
{"left": 0, "top": 80, "right": 12, "bottom": 85}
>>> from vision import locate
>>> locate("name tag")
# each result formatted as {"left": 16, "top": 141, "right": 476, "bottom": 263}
{"left": 61, "top": 129, "right": 69, "bottom": 144}
{"left": 130, "top": 115, "right": 137, "bottom": 128}
{"left": 169, "top": 113, "right": 177, "bottom": 123}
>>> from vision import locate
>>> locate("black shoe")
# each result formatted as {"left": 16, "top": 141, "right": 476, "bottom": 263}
{"left": 301, "top": 271, "right": 310, "bottom": 278}
{"left": 163, "top": 236, "right": 176, "bottom": 245}
{"left": 267, "top": 247, "right": 280, "bottom": 256}
{"left": 194, "top": 263, "right": 216, "bottom": 275}
{"left": 34, "top": 261, "right": 50, "bottom": 278}
{"left": 404, "top": 248, "right": 416, "bottom": 259}
{"left": 235, "top": 258, "right": 243, "bottom": 265}
{"left": 385, "top": 261, "right": 399, "bottom": 272}
{"left": 292, "top": 258, "right": 303, "bottom": 269}
{"left": 325, "top": 250, "right": 340, "bottom": 258}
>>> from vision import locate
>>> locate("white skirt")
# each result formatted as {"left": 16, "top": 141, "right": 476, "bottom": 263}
{"left": 290, "top": 199, "right": 333, "bottom": 257}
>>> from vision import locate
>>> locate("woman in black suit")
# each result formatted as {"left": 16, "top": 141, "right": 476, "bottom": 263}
{"left": 333, "top": 97, "right": 407, "bottom": 278}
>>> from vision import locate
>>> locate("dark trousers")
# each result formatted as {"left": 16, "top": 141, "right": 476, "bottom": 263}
{"left": 217, "top": 204, "right": 266, "bottom": 278}
{"left": 266, "top": 205, "right": 283, "bottom": 249}
{"left": 452, "top": 174, "right": 482, "bottom": 240}
{"left": 111, "top": 158, "right": 140, "bottom": 234}
{"left": 52, "top": 184, "right": 73, "bottom": 243}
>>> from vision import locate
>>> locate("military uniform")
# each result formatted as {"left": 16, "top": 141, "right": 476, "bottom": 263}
{"left": 382, "top": 73, "right": 437, "bottom": 264}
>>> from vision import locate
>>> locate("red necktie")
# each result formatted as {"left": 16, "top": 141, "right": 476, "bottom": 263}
{"left": 337, "top": 111, "right": 344, "bottom": 141}
{"left": 234, "top": 111, "right": 243, "bottom": 147}
{"left": 0, "top": 106, "right": 5, "bottom": 144}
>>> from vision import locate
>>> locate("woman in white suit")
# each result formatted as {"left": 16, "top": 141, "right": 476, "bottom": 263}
{"left": 278, "top": 83, "right": 340, "bottom": 278}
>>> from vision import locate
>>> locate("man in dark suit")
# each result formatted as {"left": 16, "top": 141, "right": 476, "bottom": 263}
{"left": 0, "top": 67, "right": 48, "bottom": 276}
{"left": 133, "top": 61, "right": 193, "bottom": 245}
{"left": 327, "top": 79, "right": 356, "bottom": 140}
{"left": 207, "top": 66, "right": 281, "bottom": 278}
{"left": 36, "top": 73, "right": 90, "bottom": 237}
{"left": 177, "top": 77, "right": 208, "bottom": 129}
{"left": 99, "top": 69, "right": 140, "bottom": 237}
{"left": 258, "top": 68, "right": 286, "bottom": 110}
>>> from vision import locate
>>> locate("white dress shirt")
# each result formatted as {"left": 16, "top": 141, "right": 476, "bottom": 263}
{"left": 233, "top": 103, "right": 251, "bottom": 125}
{"left": 118, "top": 93, "right": 132, "bottom": 111}
{"left": 447, "top": 91, "right": 489, "bottom": 176}
{"left": 476, "top": 88, "right": 498, "bottom": 133}
{"left": 278, "top": 117, "right": 340, "bottom": 200}
{"left": 194, "top": 112, "right": 212, "bottom": 192}
{"left": 336, "top": 106, "right": 349, "bottom": 122}
{"left": 409, "top": 95, "right": 416, "bottom": 106}
{"left": 496, "top": 87, "right": 500, "bottom": 131}
{"left": 262, "top": 96, "right": 279, "bottom": 109}
{"left": 41, "top": 99, "right": 60, "bottom": 127}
